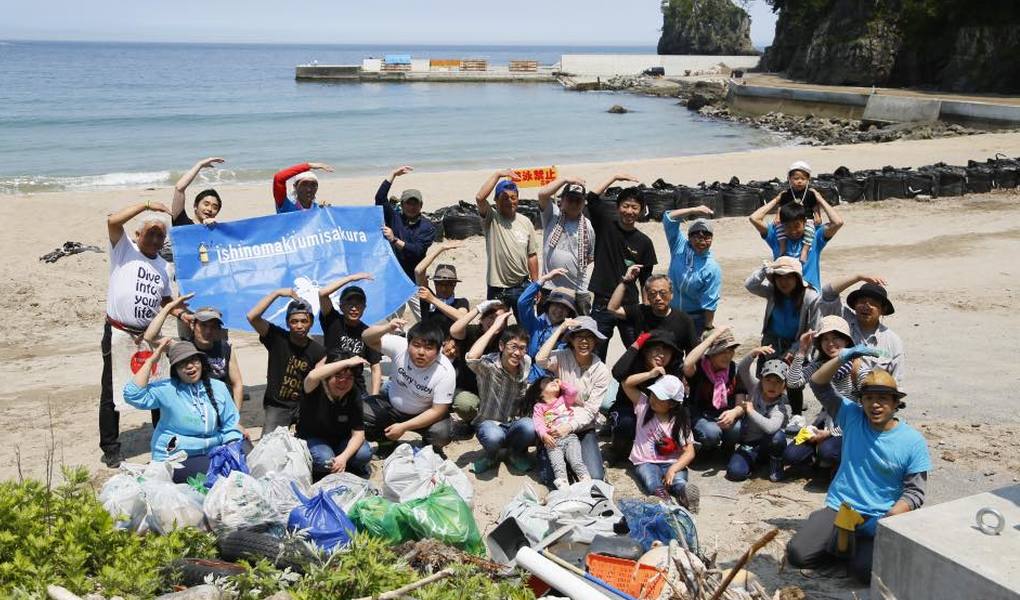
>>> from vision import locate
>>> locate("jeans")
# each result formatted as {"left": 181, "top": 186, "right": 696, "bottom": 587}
{"left": 537, "top": 428, "right": 605, "bottom": 485}
{"left": 487, "top": 283, "right": 528, "bottom": 321}
{"left": 263, "top": 405, "right": 300, "bottom": 435}
{"left": 99, "top": 321, "right": 118, "bottom": 454}
{"left": 786, "top": 507, "right": 876, "bottom": 584}
{"left": 784, "top": 435, "right": 842, "bottom": 468}
{"left": 634, "top": 462, "right": 688, "bottom": 497}
{"left": 361, "top": 393, "right": 452, "bottom": 450}
{"left": 475, "top": 418, "right": 536, "bottom": 460}
{"left": 305, "top": 436, "right": 373, "bottom": 478}
{"left": 692, "top": 416, "right": 742, "bottom": 452}
{"left": 590, "top": 301, "right": 637, "bottom": 361}
{"left": 726, "top": 430, "right": 787, "bottom": 481}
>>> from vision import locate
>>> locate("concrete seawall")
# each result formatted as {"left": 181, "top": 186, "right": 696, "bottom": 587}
{"left": 728, "top": 82, "right": 1020, "bottom": 127}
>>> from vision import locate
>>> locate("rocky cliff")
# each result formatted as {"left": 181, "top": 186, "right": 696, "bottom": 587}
{"left": 759, "top": 0, "right": 1020, "bottom": 93}
{"left": 658, "top": 0, "right": 758, "bottom": 56}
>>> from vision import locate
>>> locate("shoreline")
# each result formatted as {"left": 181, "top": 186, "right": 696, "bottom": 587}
{"left": 5, "top": 132, "right": 1020, "bottom": 212}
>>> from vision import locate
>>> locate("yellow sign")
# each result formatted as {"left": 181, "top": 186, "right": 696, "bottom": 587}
{"left": 513, "top": 166, "right": 558, "bottom": 188}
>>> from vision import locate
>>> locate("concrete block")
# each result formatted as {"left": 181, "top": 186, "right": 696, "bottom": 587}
{"left": 872, "top": 484, "right": 1020, "bottom": 600}
{"left": 863, "top": 95, "right": 942, "bottom": 123}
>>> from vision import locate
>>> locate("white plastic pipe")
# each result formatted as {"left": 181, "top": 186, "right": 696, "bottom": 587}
{"left": 515, "top": 546, "right": 614, "bottom": 600}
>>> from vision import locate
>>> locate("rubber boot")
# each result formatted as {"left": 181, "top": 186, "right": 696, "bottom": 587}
{"left": 769, "top": 455, "right": 784, "bottom": 482}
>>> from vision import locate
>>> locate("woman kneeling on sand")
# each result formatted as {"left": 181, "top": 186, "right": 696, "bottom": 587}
{"left": 123, "top": 339, "right": 244, "bottom": 483}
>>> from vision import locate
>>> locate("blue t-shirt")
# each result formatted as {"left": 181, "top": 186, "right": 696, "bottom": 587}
{"left": 766, "top": 296, "right": 799, "bottom": 341}
{"left": 825, "top": 398, "right": 931, "bottom": 518}
{"left": 764, "top": 222, "right": 827, "bottom": 290}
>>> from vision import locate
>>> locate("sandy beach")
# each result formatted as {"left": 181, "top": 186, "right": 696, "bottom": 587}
{"left": 3, "top": 132, "right": 1020, "bottom": 595}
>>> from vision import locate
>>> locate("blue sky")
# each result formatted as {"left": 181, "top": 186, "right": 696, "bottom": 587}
{"left": 1, "top": 1, "right": 778, "bottom": 47}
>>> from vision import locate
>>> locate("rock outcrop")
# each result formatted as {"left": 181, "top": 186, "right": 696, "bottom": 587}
{"left": 760, "top": 0, "right": 1020, "bottom": 93}
{"left": 658, "top": 0, "right": 758, "bottom": 56}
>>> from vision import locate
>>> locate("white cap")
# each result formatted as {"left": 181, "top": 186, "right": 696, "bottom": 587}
{"left": 647, "top": 375, "right": 685, "bottom": 403}
{"left": 292, "top": 171, "right": 319, "bottom": 185}
{"left": 788, "top": 161, "right": 812, "bottom": 176}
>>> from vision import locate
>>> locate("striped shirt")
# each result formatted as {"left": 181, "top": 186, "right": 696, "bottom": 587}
{"left": 466, "top": 352, "right": 532, "bottom": 425}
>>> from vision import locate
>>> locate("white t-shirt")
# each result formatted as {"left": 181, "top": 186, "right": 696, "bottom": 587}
{"left": 381, "top": 334, "right": 456, "bottom": 415}
{"left": 106, "top": 235, "right": 171, "bottom": 330}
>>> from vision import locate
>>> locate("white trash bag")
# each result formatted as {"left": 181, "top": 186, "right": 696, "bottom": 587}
{"left": 382, "top": 443, "right": 473, "bottom": 506}
{"left": 312, "top": 472, "right": 379, "bottom": 512}
{"left": 247, "top": 427, "right": 313, "bottom": 485}
{"left": 203, "top": 471, "right": 275, "bottom": 532}
{"left": 99, "top": 474, "right": 146, "bottom": 531}
{"left": 258, "top": 474, "right": 307, "bottom": 523}
{"left": 543, "top": 479, "right": 621, "bottom": 543}
{"left": 497, "top": 484, "right": 560, "bottom": 544}
{"left": 142, "top": 481, "right": 207, "bottom": 534}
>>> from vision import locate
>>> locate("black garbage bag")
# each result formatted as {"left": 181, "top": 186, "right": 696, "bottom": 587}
{"left": 904, "top": 171, "right": 937, "bottom": 198}
{"left": 923, "top": 163, "right": 967, "bottom": 197}
{"left": 831, "top": 167, "right": 867, "bottom": 203}
{"left": 966, "top": 161, "right": 995, "bottom": 194}
{"left": 989, "top": 153, "right": 1020, "bottom": 189}
{"left": 720, "top": 184, "right": 762, "bottom": 218}
{"left": 442, "top": 201, "right": 484, "bottom": 239}
{"left": 747, "top": 178, "right": 783, "bottom": 205}
{"left": 673, "top": 185, "right": 695, "bottom": 210}
{"left": 640, "top": 187, "right": 677, "bottom": 222}
{"left": 689, "top": 185, "right": 723, "bottom": 218}
{"left": 652, "top": 177, "right": 674, "bottom": 190}
{"left": 864, "top": 166, "right": 909, "bottom": 201}
{"left": 811, "top": 178, "right": 841, "bottom": 205}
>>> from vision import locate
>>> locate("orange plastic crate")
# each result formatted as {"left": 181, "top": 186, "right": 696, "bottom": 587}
{"left": 586, "top": 553, "right": 667, "bottom": 599}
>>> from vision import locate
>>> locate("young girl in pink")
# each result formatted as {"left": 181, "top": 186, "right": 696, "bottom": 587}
{"left": 529, "top": 377, "right": 591, "bottom": 490}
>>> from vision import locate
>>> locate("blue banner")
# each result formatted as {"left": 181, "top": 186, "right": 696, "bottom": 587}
{"left": 170, "top": 207, "right": 416, "bottom": 332}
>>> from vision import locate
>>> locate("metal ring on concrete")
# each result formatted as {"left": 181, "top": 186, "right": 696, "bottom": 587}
{"left": 975, "top": 507, "right": 1005, "bottom": 535}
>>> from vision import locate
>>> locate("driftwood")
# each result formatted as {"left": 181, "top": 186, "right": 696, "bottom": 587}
{"left": 709, "top": 529, "right": 779, "bottom": 600}
{"left": 351, "top": 567, "right": 454, "bottom": 600}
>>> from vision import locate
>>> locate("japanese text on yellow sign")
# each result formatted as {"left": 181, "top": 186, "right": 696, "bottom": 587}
{"left": 513, "top": 166, "right": 558, "bottom": 188}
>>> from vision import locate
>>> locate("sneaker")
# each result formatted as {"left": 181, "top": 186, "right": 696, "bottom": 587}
{"left": 507, "top": 453, "right": 535, "bottom": 474}
{"left": 786, "top": 414, "right": 806, "bottom": 435}
{"left": 471, "top": 455, "right": 497, "bottom": 474}
{"left": 553, "top": 477, "right": 569, "bottom": 490}
{"left": 681, "top": 483, "right": 700, "bottom": 513}
{"left": 101, "top": 450, "right": 123, "bottom": 469}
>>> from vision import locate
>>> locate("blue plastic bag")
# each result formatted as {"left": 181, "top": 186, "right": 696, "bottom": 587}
{"left": 618, "top": 499, "right": 699, "bottom": 554}
{"left": 288, "top": 482, "right": 356, "bottom": 552}
{"left": 205, "top": 440, "right": 250, "bottom": 489}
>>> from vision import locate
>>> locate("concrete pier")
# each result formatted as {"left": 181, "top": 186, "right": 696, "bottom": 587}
{"left": 872, "top": 484, "right": 1020, "bottom": 600}
{"left": 295, "top": 64, "right": 557, "bottom": 83}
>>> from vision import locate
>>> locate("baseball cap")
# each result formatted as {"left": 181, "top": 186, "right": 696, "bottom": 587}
{"left": 286, "top": 299, "right": 314, "bottom": 319}
{"left": 400, "top": 189, "right": 423, "bottom": 204}
{"left": 192, "top": 307, "right": 223, "bottom": 324}
{"left": 647, "top": 375, "right": 685, "bottom": 403}
{"left": 788, "top": 161, "right": 812, "bottom": 176}
{"left": 167, "top": 340, "right": 205, "bottom": 367}
{"left": 431, "top": 264, "right": 460, "bottom": 282}
{"left": 495, "top": 180, "right": 519, "bottom": 197}
{"left": 561, "top": 183, "right": 586, "bottom": 198}
{"left": 688, "top": 219, "right": 714, "bottom": 236}
{"left": 761, "top": 359, "right": 789, "bottom": 380}
{"left": 339, "top": 286, "right": 367, "bottom": 303}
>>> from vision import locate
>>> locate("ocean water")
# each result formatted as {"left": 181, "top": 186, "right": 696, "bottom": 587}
{"left": 0, "top": 40, "right": 780, "bottom": 194}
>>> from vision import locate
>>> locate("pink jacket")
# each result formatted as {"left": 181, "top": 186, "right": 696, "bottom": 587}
{"left": 532, "top": 381, "right": 578, "bottom": 438}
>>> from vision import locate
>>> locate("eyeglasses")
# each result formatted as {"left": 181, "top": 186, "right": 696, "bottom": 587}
{"left": 504, "top": 343, "right": 527, "bottom": 354}
{"left": 646, "top": 290, "right": 671, "bottom": 298}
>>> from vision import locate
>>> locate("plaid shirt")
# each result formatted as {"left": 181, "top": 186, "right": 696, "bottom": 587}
{"left": 466, "top": 352, "right": 531, "bottom": 425}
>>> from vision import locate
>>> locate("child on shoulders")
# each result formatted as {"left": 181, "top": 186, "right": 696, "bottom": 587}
{"left": 774, "top": 161, "right": 824, "bottom": 264}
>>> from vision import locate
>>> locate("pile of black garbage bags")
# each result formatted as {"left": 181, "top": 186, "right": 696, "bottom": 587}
{"left": 417, "top": 155, "right": 1020, "bottom": 240}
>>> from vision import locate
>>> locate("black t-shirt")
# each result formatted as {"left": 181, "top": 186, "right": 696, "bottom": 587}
{"left": 296, "top": 385, "right": 364, "bottom": 447}
{"left": 173, "top": 212, "right": 195, "bottom": 227}
{"left": 622, "top": 305, "right": 698, "bottom": 356}
{"left": 419, "top": 297, "right": 470, "bottom": 330}
{"left": 320, "top": 310, "right": 381, "bottom": 394}
{"left": 687, "top": 361, "right": 746, "bottom": 420}
{"left": 259, "top": 324, "right": 326, "bottom": 409}
{"left": 585, "top": 192, "right": 657, "bottom": 303}
{"left": 778, "top": 189, "right": 819, "bottom": 216}
{"left": 200, "top": 339, "right": 233, "bottom": 389}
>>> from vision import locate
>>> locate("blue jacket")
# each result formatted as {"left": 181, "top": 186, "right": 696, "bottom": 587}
{"left": 375, "top": 180, "right": 436, "bottom": 278}
{"left": 663, "top": 213, "right": 722, "bottom": 314}
{"left": 124, "top": 378, "right": 242, "bottom": 461}
{"left": 517, "top": 281, "right": 565, "bottom": 382}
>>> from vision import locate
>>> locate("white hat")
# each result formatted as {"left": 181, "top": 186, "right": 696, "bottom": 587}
{"left": 788, "top": 161, "right": 812, "bottom": 176}
{"left": 292, "top": 171, "right": 319, "bottom": 186}
{"left": 647, "top": 375, "right": 685, "bottom": 403}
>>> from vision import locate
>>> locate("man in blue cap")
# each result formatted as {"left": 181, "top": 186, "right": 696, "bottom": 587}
{"left": 475, "top": 169, "right": 539, "bottom": 319}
